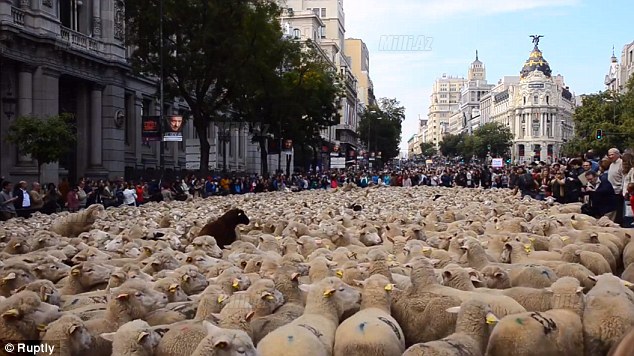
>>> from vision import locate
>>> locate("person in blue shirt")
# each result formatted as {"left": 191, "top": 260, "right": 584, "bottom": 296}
{"left": 383, "top": 174, "right": 391, "bottom": 186}
{"left": 371, "top": 174, "right": 379, "bottom": 185}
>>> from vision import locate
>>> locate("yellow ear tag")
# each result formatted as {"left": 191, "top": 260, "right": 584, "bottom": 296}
{"left": 217, "top": 295, "right": 226, "bottom": 304}
{"left": 486, "top": 312, "right": 499, "bottom": 324}
{"left": 384, "top": 284, "right": 394, "bottom": 291}
{"left": 265, "top": 295, "right": 275, "bottom": 300}
{"left": 336, "top": 270, "right": 343, "bottom": 278}
{"left": 323, "top": 289, "right": 335, "bottom": 297}
{"left": 232, "top": 279, "right": 240, "bottom": 289}
{"left": 275, "top": 236, "right": 282, "bottom": 240}
{"left": 37, "top": 324, "right": 48, "bottom": 331}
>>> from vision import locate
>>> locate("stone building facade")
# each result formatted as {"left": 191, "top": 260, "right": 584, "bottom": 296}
{"left": 0, "top": 0, "right": 292, "bottom": 185}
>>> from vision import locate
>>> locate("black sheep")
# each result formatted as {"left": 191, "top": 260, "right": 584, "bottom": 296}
{"left": 197, "top": 208, "right": 250, "bottom": 249}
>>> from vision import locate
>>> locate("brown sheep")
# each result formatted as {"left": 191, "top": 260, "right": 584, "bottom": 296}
{"left": 50, "top": 204, "right": 105, "bottom": 238}
{"left": 197, "top": 208, "right": 250, "bottom": 249}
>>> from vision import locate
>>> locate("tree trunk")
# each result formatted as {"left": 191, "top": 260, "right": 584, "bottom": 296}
{"left": 258, "top": 136, "right": 268, "bottom": 176}
{"left": 37, "top": 163, "right": 42, "bottom": 186}
{"left": 194, "top": 117, "right": 210, "bottom": 176}
{"left": 286, "top": 153, "right": 291, "bottom": 176}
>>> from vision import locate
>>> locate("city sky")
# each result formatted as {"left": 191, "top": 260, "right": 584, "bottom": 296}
{"left": 344, "top": 0, "right": 634, "bottom": 151}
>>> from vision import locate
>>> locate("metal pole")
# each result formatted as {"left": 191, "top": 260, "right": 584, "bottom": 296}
{"left": 159, "top": 0, "right": 165, "bottom": 177}
{"left": 278, "top": 123, "right": 282, "bottom": 173}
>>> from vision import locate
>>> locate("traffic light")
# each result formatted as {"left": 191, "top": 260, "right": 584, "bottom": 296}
{"left": 596, "top": 129, "right": 603, "bottom": 140}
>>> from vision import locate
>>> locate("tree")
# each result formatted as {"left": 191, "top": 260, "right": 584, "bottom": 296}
{"left": 439, "top": 133, "right": 465, "bottom": 157}
{"left": 125, "top": 0, "right": 286, "bottom": 174}
{"left": 358, "top": 98, "right": 405, "bottom": 161}
{"left": 562, "top": 76, "right": 634, "bottom": 157}
{"left": 7, "top": 114, "right": 76, "bottom": 181}
{"left": 233, "top": 39, "right": 343, "bottom": 175}
{"left": 419, "top": 142, "right": 436, "bottom": 157}
{"left": 470, "top": 122, "right": 514, "bottom": 159}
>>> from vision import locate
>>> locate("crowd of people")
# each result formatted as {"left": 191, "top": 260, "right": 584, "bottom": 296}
{"left": 1, "top": 147, "right": 632, "bottom": 227}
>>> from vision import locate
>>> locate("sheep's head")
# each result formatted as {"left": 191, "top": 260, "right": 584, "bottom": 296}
{"left": 196, "top": 321, "right": 257, "bottom": 356}
{"left": 109, "top": 280, "right": 168, "bottom": 318}
{"left": 1, "top": 290, "right": 62, "bottom": 340}
{"left": 299, "top": 277, "right": 361, "bottom": 319}
{"left": 33, "top": 260, "right": 70, "bottom": 283}
{"left": 14, "top": 280, "right": 61, "bottom": 307}
{"left": 69, "top": 262, "right": 112, "bottom": 288}
{"left": 178, "top": 266, "right": 209, "bottom": 294}
{"left": 44, "top": 315, "right": 92, "bottom": 354}
{"left": 100, "top": 319, "right": 161, "bottom": 355}
{"left": 225, "top": 209, "right": 250, "bottom": 226}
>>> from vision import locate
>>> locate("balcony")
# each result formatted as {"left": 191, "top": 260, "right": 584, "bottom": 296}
{"left": 60, "top": 27, "right": 100, "bottom": 52}
{"left": 11, "top": 6, "right": 25, "bottom": 26}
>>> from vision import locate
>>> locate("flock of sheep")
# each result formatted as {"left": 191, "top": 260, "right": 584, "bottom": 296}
{"left": 1, "top": 184, "right": 634, "bottom": 356}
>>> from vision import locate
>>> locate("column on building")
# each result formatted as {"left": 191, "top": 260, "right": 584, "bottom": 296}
{"left": 90, "top": 84, "right": 104, "bottom": 167}
{"left": 134, "top": 92, "right": 143, "bottom": 167}
{"left": 32, "top": 67, "right": 60, "bottom": 183}
{"left": 18, "top": 65, "right": 33, "bottom": 117}
{"left": 92, "top": 0, "right": 102, "bottom": 37}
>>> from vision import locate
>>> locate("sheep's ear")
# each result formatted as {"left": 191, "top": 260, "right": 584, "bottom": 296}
{"left": 245, "top": 311, "right": 255, "bottom": 322}
{"left": 203, "top": 320, "right": 221, "bottom": 335}
{"left": 261, "top": 291, "right": 274, "bottom": 300}
{"left": 587, "top": 275, "right": 598, "bottom": 282}
{"left": 621, "top": 280, "right": 633, "bottom": 288}
{"left": 214, "top": 340, "right": 229, "bottom": 349}
{"left": 3, "top": 272, "right": 17, "bottom": 281}
{"left": 576, "top": 287, "right": 584, "bottom": 293}
{"left": 290, "top": 273, "right": 300, "bottom": 281}
{"left": 442, "top": 271, "right": 452, "bottom": 279}
{"left": 181, "top": 274, "right": 190, "bottom": 282}
{"left": 100, "top": 332, "right": 115, "bottom": 342}
{"left": 574, "top": 250, "right": 582, "bottom": 257}
{"left": 503, "top": 243, "right": 512, "bottom": 250}
{"left": 298, "top": 284, "right": 312, "bottom": 293}
{"left": 1, "top": 308, "right": 20, "bottom": 319}
{"left": 168, "top": 284, "right": 179, "bottom": 292}
{"left": 69, "top": 324, "right": 79, "bottom": 334}
{"left": 446, "top": 306, "right": 460, "bottom": 314}
{"left": 137, "top": 331, "right": 150, "bottom": 343}
{"left": 115, "top": 293, "right": 130, "bottom": 300}
{"left": 216, "top": 295, "right": 227, "bottom": 304}
{"left": 544, "top": 287, "right": 553, "bottom": 293}
{"left": 494, "top": 272, "right": 505, "bottom": 278}
{"left": 71, "top": 266, "right": 82, "bottom": 276}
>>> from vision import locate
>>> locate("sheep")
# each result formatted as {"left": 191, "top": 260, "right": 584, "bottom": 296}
{"left": 14, "top": 279, "right": 61, "bottom": 306}
{"left": 197, "top": 208, "right": 251, "bottom": 249}
{"left": 185, "top": 235, "right": 223, "bottom": 258}
{"left": 39, "top": 314, "right": 93, "bottom": 356}
{"left": 250, "top": 267, "right": 305, "bottom": 344}
{"left": 50, "top": 204, "right": 105, "bottom": 237}
{"left": 60, "top": 262, "right": 112, "bottom": 295}
{"left": 141, "top": 251, "right": 181, "bottom": 275}
{"left": 333, "top": 274, "right": 405, "bottom": 356}
{"left": 155, "top": 321, "right": 209, "bottom": 356}
{"left": 0, "top": 290, "right": 62, "bottom": 341}
{"left": 191, "top": 321, "right": 258, "bottom": 356}
{"left": 402, "top": 299, "right": 498, "bottom": 356}
{"left": 479, "top": 265, "right": 510, "bottom": 289}
{"left": 83, "top": 280, "right": 168, "bottom": 356}
{"left": 256, "top": 277, "right": 361, "bottom": 356}
{"left": 32, "top": 257, "right": 71, "bottom": 283}
{"left": 583, "top": 273, "right": 634, "bottom": 356}
{"left": 107, "top": 264, "right": 155, "bottom": 290}
{"left": 0, "top": 263, "right": 36, "bottom": 297}
{"left": 100, "top": 319, "right": 161, "bottom": 356}
{"left": 403, "top": 256, "right": 526, "bottom": 319}
{"left": 486, "top": 308, "right": 583, "bottom": 356}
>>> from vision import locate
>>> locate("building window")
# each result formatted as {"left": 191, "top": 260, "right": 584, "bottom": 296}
{"left": 533, "top": 95, "right": 538, "bottom": 104}
{"left": 546, "top": 96, "right": 549, "bottom": 104}
{"left": 321, "top": 8, "right": 326, "bottom": 17}
{"left": 60, "top": 0, "right": 81, "bottom": 32}
{"left": 523, "top": 97, "right": 526, "bottom": 105}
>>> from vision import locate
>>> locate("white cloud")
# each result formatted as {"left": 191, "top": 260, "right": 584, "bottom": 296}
{"left": 344, "top": 0, "right": 580, "bottom": 150}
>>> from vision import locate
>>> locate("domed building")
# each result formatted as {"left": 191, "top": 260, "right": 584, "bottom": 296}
{"left": 483, "top": 37, "right": 576, "bottom": 164}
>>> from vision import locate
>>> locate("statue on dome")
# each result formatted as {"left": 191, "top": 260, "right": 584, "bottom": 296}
{"left": 530, "top": 35, "right": 543, "bottom": 49}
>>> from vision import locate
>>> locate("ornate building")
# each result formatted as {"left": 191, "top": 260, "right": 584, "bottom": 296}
{"left": 487, "top": 38, "right": 576, "bottom": 163}
{"left": 605, "top": 41, "right": 634, "bottom": 94}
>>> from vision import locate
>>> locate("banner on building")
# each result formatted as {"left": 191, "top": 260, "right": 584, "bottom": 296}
{"left": 268, "top": 138, "right": 280, "bottom": 155}
{"left": 163, "top": 115, "right": 183, "bottom": 142}
{"left": 330, "top": 144, "right": 341, "bottom": 157}
{"left": 347, "top": 149, "right": 357, "bottom": 160}
{"left": 142, "top": 116, "right": 161, "bottom": 142}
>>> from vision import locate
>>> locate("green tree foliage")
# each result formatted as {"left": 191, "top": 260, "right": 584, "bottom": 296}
{"left": 562, "top": 76, "right": 634, "bottom": 157}
{"left": 125, "top": 0, "right": 287, "bottom": 173}
{"left": 470, "top": 122, "right": 514, "bottom": 158}
{"left": 234, "top": 39, "right": 343, "bottom": 174}
{"left": 419, "top": 142, "right": 437, "bottom": 157}
{"left": 439, "top": 122, "right": 513, "bottom": 160}
{"left": 7, "top": 114, "right": 77, "bottom": 180}
{"left": 439, "top": 133, "right": 465, "bottom": 157}
{"left": 358, "top": 98, "right": 405, "bottom": 161}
